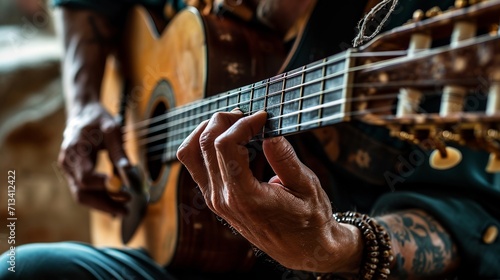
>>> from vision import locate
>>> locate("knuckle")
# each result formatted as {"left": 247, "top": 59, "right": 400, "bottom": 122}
{"left": 213, "top": 134, "right": 229, "bottom": 152}
{"left": 199, "top": 130, "right": 216, "bottom": 150}
{"left": 212, "top": 111, "right": 224, "bottom": 120}
{"left": 176, "top": 145, "right": 189, "bottom": 163}
{"left": 212, "top": 111, "right": 239, "bottom": 127}
{"left": 100, "top": 118, "right": 120, "bottom": 134}
{"left": 277, "top": 144, "right": 297, "bottom": 163}
{"left": 309, "top": 173, "right": 321, "bottom": 187}
{"left": 211, "top": 201, "right": 224, "bottom": 214}
{"left": 211, "top": 195, "right": 228, "bottom": 214}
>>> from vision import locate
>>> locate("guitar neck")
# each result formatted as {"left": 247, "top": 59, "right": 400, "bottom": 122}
{"left": 158, "top": 50, "right": 355, "bottom": 162}
{"left": 143, "top": 29, "right": 500, "bottom": 164}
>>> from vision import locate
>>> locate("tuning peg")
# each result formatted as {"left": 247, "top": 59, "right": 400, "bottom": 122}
{"left": 490, "top": 24, "right": 500, "bottom": 36}
{"left": 482, "top": 129, "right": 500, "bottom": 173}
{"left": 405, "top": 9, "right": 425, "bottom": 25}
{"left": 397, "top": 88, "right": 424, "bottom": 115}
{"left": 486, "top": 153, "right": 500, "bottom": 173}
{"left": 455, "top": 0, "right": 468, "bottom": 8}
{"left": 429, "top": 146, "right": 463, "bottom": 170}
{"left": 425, "top": 6, "right": 443, "bottom": 18}
{"left": 413, "top": 9, "right": 425, "bottom": 21}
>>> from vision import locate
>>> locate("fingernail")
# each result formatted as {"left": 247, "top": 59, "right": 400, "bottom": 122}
{"left": 271, "top": 136, "right": 283, "bottom": 144}
{"left": 231, "top": 108, "right": 243, "bottom": 114}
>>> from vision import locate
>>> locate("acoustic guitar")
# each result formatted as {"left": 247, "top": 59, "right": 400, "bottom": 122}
{"left": 93, "top": 0, "right": 500, "bottom": 272}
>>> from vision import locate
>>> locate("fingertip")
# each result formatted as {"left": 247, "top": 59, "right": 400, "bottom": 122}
{"left": 263, "top": 136, "right": 287, "bottom": 151}
{"left": 269, "top": 136, "right": 284, "bottom": 144}
{"left": 245, "top": 110, "right": 268, "bottom": 125}
{"left": 231, "top": 107, "right": 244, "bottom": 114}
{"left": 255, "top": 110, "right": 268, "bottom": 117}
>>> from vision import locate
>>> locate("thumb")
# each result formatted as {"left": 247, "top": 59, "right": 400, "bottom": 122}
{"left": 101, "top": 117, "right": 131, "bottom": 172}
{"left": 262, "top": 136, "right": 318, "bottom": 195}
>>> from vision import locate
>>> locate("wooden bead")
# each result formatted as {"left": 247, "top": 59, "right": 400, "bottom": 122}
{"left": 379, "top": 268, "right": 391, "bottom": 275}
{"left": 335, "top": 211, "right": 393, "bottom": 280}
{"left": 368, "top": 251, "right": 380, "bottom": 257}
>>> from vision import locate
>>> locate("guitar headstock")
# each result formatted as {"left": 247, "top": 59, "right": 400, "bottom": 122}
{"left": 351, "top": 0, "right": 500, "bottom": 172}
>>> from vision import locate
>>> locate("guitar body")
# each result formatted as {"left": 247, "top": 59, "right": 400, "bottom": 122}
{"left": 94, "top": 6, "right": 286, "bottom": 271}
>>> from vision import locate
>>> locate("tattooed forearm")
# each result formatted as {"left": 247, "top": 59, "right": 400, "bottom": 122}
{"left": 376, "top": 210, "right": 459, "bottom": 279}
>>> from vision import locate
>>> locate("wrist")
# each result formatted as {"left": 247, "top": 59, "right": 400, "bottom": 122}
{"left": 332, "top": 222, "right": 364, "bottom": 275}
{"left": 333, "top": 212, "right": 394, "bottom": 280}
{"left": 308, "top": 219, "right": 363, "bottom": 275}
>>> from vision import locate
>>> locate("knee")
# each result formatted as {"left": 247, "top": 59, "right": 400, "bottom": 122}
{"left": 0, "top": 242, "right": 94, "bottom": 279}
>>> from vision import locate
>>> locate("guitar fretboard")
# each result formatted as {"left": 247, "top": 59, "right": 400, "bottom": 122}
{"left": 144, "top": 50, "right": 354, "bottom": 162}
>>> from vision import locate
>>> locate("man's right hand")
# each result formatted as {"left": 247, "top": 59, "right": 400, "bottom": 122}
{"left": 56, "top": 6, "right": 129, "bottom": 215}
{"left": 58, "top": 102, "right": 131, "bottom": 215}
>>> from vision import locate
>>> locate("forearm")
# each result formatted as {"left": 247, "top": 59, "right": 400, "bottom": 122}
{"left": 376, "top": 209, "right": 460, "bottom": 279}
{"left": 56, "top": 7, "right": 120, "bottom": 117}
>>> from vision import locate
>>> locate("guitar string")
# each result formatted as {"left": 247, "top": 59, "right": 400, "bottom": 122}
{"left": 124, "top": 29, "right": 491, "bottom": 135}
{"left": 139, "top": 75, "right": 482, "bottom": 161}
{"left": 125, "top": 70, "right": 450, "bottom": 140}
{"left": 115, "top": 33, "right": 495, "bottom": 158}
{"left": 126, "top": 81, "right": 388, "bottom": 140}
{"left": 143, "top": 104, "right": 399, "bottom": 163}
{"left": 122, "top": 31, "right": 497, "bottom": 134}
{"left": 123, "top": 30, "right": 491, "bottom": 134}
{"left": 139, "top": 85, "right": 459, "bottom": 161}
{"left": 122, "top": 50, "right": 410, "bottom": 133}
{"left": 127, "top": 76, "right": 474, "bottom": 146}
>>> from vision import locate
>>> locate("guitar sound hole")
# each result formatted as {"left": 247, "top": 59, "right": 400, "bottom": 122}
{"left": 146, "top": 101, "right": 167, "bottom": 182}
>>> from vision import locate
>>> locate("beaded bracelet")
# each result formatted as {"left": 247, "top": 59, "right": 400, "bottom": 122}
{"left": 332, "top": 211, "right": 394, "bottom": 280}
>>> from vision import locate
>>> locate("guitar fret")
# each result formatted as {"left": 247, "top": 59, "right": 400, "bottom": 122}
{"left": 228, "top": 89, "right": 239, "bottom": 110}
{"left": 298, "top": 67, "right": 306, "bottom": 130}
{"left": 318, "top": 59, "right": 326, "bottom": 128}
{"left": 282, "top": 67, "right": 303, "bottom": 134}
{"left": 209, "top": 96, "right": 218, "bottom": 111}
{"left": 265, "top": 74, "right": 285, "bottom": 136}
{"left": 301, "top": 60, "right": 323, "bottom": 129}
{"left": 323, "top": 52, "right": 352, "bottom": 125}
{"left": 218, "top": 92, "right": 229, "bottom": 112}
{"left": 251, "top": 81, "right": 266, "bottom": 112}
{"left": 239, "top": 85, "right": 252, "bottom": 113}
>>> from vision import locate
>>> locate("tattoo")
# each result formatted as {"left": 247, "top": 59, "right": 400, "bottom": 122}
{"left": 377, "top": 210, "right": 459, "bottom": 279}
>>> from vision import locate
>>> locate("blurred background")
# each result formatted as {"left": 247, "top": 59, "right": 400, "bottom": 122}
{"left": 0, "top": 0, "right": 90, "bottom": 254}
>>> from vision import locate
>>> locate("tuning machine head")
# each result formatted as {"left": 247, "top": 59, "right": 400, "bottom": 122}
{"left": 429, "top": 146, "right": 463, "bottom": 170}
